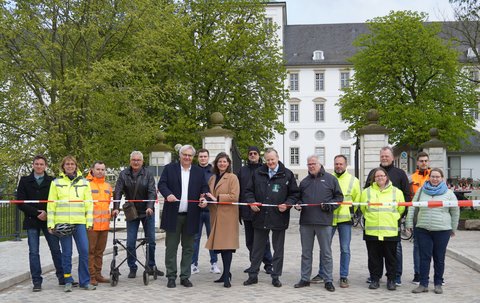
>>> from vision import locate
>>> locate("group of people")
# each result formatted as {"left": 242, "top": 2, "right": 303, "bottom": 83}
{"left": 17, "top": 145, "right": 459, "bottom": 295}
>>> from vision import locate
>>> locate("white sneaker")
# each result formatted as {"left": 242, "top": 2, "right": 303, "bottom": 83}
{"left": 191, "top": 264, "right": 199, "bottom": 274}
{"left": 210, "top": 263, "right": 221, "bottom": 274}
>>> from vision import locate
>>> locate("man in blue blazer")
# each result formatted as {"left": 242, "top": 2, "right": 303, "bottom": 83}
{"left": 159, "top": 145, "right": 209, "bottom": 288}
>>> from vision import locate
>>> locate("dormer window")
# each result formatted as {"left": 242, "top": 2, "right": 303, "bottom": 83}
{"left": 313, "top": 50, "right": 324, "bottom": 61}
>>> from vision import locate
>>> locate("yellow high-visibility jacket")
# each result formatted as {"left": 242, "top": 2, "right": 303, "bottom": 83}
{"left": 47, "top": 171, "right": 93, "bottom": 229}
{"left": 360, "top": 182, "right": 405, "bottom": 241}
{"left": 333, "top": 172, "right": 361, "bottom": 226}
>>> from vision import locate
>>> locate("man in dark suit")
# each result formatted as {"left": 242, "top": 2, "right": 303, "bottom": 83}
{"left": 159, "top": 145, "right": 209, "bottom": 288}
{"left": 17, "top": 155, "right": 64, "bottom": 292}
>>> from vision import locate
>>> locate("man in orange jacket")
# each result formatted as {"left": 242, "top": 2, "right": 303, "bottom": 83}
{"left": 409, "top": 151, "right": 430, "bottom": 285}
{"left": 87, "top": 161, "right": 113, "bottom": 285}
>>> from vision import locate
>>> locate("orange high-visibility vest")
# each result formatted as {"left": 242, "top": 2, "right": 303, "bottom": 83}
{"left": 87, "top": 173, "right": 112, "bottom": 231}
{"left": 411, "top": 169, "right": 431, "bottom": 196}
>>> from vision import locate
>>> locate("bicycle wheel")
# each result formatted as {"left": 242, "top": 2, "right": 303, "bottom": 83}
{"left": 400, "top": 221, "right": 412, "bottom": 240}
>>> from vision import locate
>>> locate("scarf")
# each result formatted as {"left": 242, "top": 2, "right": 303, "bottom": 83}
{"left": 422, "top": 180, "right": 448, "bottom": 196}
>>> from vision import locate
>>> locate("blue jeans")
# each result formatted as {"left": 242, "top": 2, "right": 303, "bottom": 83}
{"left": 413, "top": 228, "right": 420, "bottom": 274}
{"left": 59, "top": 224, "right": 89, "bottom": 286}
{"left": 126, "top": 215, "right": 156, "bottom": 270}
{"left": 324, "top": 223, "right": 351, "bottom": 278}
{"left": 27, "top": 226, "right": 64, "bottom": 286}
{"left": 416, "top": 227, "right": 451, "bottom": 287}
{"left": 192, "top": 211, "right": 217, "bottom": 266}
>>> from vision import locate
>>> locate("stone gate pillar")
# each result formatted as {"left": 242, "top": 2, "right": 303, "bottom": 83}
{"left": 421, "top": 128, "right": 447, "bottom": 172}
{"left": 198, "top": 112, "right": 234, "bottom": 163}
{"left": 357, "top": 109, "right": 389, "bottom": 186}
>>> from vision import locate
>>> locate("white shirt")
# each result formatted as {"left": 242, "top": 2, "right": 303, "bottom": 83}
{"left": 179, "top": 165, "right": 191, "bottom": 213}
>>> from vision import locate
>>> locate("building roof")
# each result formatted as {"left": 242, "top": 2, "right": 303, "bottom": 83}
{"left": 284, "top": 23, "right": 368, "bottom": 66}
{"left": 450, "top": 130, "right": 480, "bottom": 154}
{"left": 284, "top": 22, "right": 477, "bottom": 67}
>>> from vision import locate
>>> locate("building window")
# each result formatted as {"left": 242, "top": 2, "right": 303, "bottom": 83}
{"left": 315, "top": 72, "right": 325, "bottom": 91}
{"left": 290, "top": 147, "right": 299, "bottom": 165}
{"left": 290, "top": 103, "right": 299, "bottom": 122}
{"left": 289, "top": 131, "right": 299, "bottom": 141}
{"left": 315, "top": 130, "right": 325, "bottom": 141}
{"left": 315, "top": 147, "right": 325, "bottom": 165}
{"left": 312, "top": 50, "right": 324, "bottom": 61}
{"left": 341, "top": 147, "right": 351, "bottom": 164}
{"left": 289, "top": 73, "right": 299, "bottom": 91}
{"left": 340, "top": 71, "right": 350, "bottom": 89}
{"left": 340, "top": 130, "right": 351, "bottom": 140}
{"left": 315, "top": 103, "right": 325, "bottom": 122}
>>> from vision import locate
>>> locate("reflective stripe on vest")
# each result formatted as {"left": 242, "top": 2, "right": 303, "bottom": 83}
{"left": 333, "top": 175, "right": 356, "bottom": 225}
{"left": 364, "top": 187, "right": 399, "bottom": 240}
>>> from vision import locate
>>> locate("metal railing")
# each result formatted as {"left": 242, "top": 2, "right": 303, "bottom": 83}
{"left": 0, "top": 194, "right": 25, "bottom": 241}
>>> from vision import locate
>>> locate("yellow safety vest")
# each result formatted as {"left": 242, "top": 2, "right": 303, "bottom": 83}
{"left": 360, "top": 183, "right": 405, "bottom": 240}
{"left": 333, "top": 172, "right": 361, "bottom": 226}
{"left": 47, "top": 171, "right": 93, "bottom": 229}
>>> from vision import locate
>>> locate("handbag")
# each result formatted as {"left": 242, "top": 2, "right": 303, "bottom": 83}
{"left": 123, "top": 202, "right": 138, "bottom": 221}
{"left": 122, "top": 174, "right": 142, "bottom": 221}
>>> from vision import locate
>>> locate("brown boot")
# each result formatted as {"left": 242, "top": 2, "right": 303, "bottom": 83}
{"left": 90, "top": 278, "right": 98, "bottom": 286}
{"left": 96, "top": 276, "right": 110, "bottom": 283}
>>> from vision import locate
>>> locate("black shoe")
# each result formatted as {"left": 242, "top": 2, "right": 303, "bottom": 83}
{"left": 215, "top": 272, "right": 232, "bottom": 283}
{"left": 224, "top": 275, "right": 232, "bottom": 288}
{"left": 180, "top": 278, "right": 193, "bottom": 287}
{"left": 412, "top": 273, "right": 420, "bottom": 285}
{"left": 387, "top": 280, "right": 397, "bottom": 291}
{"left": 325, "top": 282, "right": 335, "bottom": 292}
{"left": 167, "top": 279, "right": 176, "bottom": 288}
{"left": 59, "top": 281, "right": 79, "bottom": 287}
{"left": 148, "top": 269, "right": 164, "bottom": 276}
{"left": 243, "top": 267, "right": 251, "bottom": 273}
{"left": 128, "top": 270, "right": 137, "bottom": 278}
{"left": 264, "top": 265, "right": 274, "bottom": 275}
{"left": 243, "top": 277, "right": 258, "bottom": 286}
{"left": 32, "top": 284, "right": 42, "bottom": 292}
{"left": 272, "top": 278, "right": 282, "bottom": 288}
{"left": 294, "top": 280, "right": 310, "bottom": 288}
{"left": 369, "top": 281, "right": 380, "bottom": 289}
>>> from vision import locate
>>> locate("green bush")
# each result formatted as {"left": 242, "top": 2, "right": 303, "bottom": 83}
{"left": 460, "top": 209, "right": 480, "bottom": 220}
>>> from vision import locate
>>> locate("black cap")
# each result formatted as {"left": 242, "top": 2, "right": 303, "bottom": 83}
{"left": 248, "top": 146, "right": 260, "bottom": 154}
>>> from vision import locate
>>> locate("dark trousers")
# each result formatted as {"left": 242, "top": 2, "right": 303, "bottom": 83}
{"left": 165, "top": 214, "right": 194, "bottom": 280}
{"left": 416, "top": 227, "right": 451, "bottom": 287}
{"left": 244, "top": 220, "right": 273, "bottom": 267}
{"left": 248, "top": 228, "right": 285, "bottom": 278}
{"left": 366, "top": 240, "right": 397, "bottom": 282}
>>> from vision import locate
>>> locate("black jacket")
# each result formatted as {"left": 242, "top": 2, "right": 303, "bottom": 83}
{"left": 365, "top": 163, "right": 411, "bottom": 202}
{"left": 158, "top": 162, "right": 209, "bottom": 235}
{"left": 298, "top": 166, "right": 343, "bottom": 225}
{"left": 237, "top": 161, "right": 263, "bottom": 221}
{"left": 245, "top": 161, "right": 299, "bottom": 230}
{"left": 16, "top": 172, "right": 54, "bottom": 229}
{"left": 114, "top": 167, "right": 156, "bottom": 217}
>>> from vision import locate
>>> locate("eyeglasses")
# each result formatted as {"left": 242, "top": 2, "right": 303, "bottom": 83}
{"left": 248, "top": 152, "right": 258, "bottom": 156}
{"left": 182, "top": 153, "right": 193, "bottom": 158}
{"left": 375, "top": 175, "right": 387, "bottom": 178}
{"left": 430, "top": 175, "right": 442, "bottom": 179}
{"left": 307, "top": 163, "right": 318, "bottom": 166}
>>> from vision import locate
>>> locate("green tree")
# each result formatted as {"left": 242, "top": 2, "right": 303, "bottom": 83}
{"left": 449, "top": 0, "right": 480, "bottom": 84}
{"left": 338, "top": 11, "right": 477, "bottom": 149}
{"left": 0, "top": 0, "right": 177, "bottom": 170}
{"left": 155, "top": 0, "right": 287, "bottom": 152}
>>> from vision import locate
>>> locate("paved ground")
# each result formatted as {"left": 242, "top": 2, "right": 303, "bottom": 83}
{"left": 1, "top": 215, "right": 479, "bottom": 303}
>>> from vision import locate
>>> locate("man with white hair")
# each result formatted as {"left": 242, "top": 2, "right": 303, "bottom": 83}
{"left": 159, "top": 145, "right": 209, "bottom": 288}
{"left": 113, "top": 151, "right": 163, "bottom": 279}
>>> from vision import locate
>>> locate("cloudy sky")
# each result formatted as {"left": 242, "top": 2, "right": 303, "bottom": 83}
{"left": 283, "top": 0, "right": 455, "bottom": 24}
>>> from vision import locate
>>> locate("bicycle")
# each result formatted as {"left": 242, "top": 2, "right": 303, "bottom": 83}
{"left": 352, "top": 211, "right": 364, "bottom": 230}
{"left": 400, "top": 217, "right": 413, "bottom": 241}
